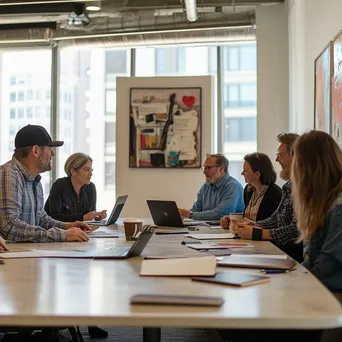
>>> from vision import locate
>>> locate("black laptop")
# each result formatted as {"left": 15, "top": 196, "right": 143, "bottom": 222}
{"left": 85, "top": 195, "right": 128, "bottom": 226}
{"left": 93, "top": 225, "right": 154, "bottom": 259}
{"left": 147, "top": 200, "right": 207, "bottom": 228}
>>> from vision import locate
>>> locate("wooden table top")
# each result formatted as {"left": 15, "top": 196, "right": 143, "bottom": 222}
{"left": 0, "top": 222, "right": 341, "bottom": 329}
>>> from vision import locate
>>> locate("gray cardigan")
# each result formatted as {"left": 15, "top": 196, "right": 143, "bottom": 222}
{"left": 304, "top": 193, "right": 342, "bottom": 292}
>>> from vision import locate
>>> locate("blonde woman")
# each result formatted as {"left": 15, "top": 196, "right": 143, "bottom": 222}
{"left": 45, "top": 152, "right": 108, "bottom": 338}
{"left": 292, "top": 131, "right": 342, "bottom": 292}
{"left": 45, "top": 153, "right": 107, "bottom": 223}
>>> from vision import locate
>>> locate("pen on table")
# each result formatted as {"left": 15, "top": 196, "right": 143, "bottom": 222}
{"left": 260, "top": 269, "right": 288, "bottom": 274}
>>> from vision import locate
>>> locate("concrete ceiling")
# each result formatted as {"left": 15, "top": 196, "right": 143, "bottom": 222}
{"left": 0, "top": 0, "right": 284, "bottom": 44}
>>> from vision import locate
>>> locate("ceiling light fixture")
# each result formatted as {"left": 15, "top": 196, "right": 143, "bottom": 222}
{"left": 68, "top": 3, "right": 90, "bottom": 26}
{"left": 86, "top": 1, "right": 101, "bottom": 11}
{"left": 184, "top": 0, "right": 198, "bottom": 22}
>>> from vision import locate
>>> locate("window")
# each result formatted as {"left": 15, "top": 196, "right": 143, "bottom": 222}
{"left": 105, "top": 122, "right": 116, "bottom": 155}
{"left": 223, "top": 44, "right": 256, "bottom": 71}
{"left": 27, "top": 107, "right": 33, "bottom": 118}
{"left": 10, "top": 108, "right": 15, "bottom": 119}
{"left": 105, "top": 162, "right": 115, "bottom": 187}
{"left": 10, "top": 92, "right": 16, "bottom": 102}
{"left": 155, "top": 47, "right": 186, "bottom": 75}
{"left": 57, "top": 48, "right": 130, "bottom": 209}
{"left": 27, "top": 90, "right": 33, "bottom": 100}
{"left": 105, "top": 50, "right": 127, "bottom": 74}
{"left": 240, "top": 45, "right": 257, "bottom": 70}
{"left": 225, "top": 117, "right": 257, "bottom": 142}
{"left": 0, "top": 50, "right": 52, "bottom": 199}
{"left": 222, "top": 43, "right": 257, "bottom": 184}
{"left": 18, "top": 108, "right": 24, "bottom": 118}
{"left": 9, "top": 125, "right": 15, "bottom": 136}
{"left": 105, "top": 90, "right": 116, "bottom": 114}
{"left": 18, "top": 91, "right": 24, "bottom": 101}
{"left": 224, "top": 83, "right": 257, "bottom": 107}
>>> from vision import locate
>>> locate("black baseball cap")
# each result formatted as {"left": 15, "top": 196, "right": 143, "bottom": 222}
{"left": 15, "top": 125, "right": 64, "bottom": 149}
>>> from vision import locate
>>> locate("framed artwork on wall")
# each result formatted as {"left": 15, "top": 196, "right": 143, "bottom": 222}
{"left": 314, "top": 41, "right": 333, "bottom": 133}
{"left": 129, "top": 87, "right": 202, "bottom": 168}
{"left": 332, "top": 30, "right": 342, "bottom": 147}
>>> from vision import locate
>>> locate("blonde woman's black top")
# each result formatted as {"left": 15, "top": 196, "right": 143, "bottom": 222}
{"left": 44, "top": 177, "right": 96, "bottom": 222}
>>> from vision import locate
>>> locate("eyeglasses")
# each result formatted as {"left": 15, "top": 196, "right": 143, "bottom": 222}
{"left": 201, "top": 165, "right": 220, "bottom": 171}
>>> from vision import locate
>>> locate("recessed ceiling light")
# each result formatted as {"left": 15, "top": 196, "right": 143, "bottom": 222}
{"left": 86, "top": 5, "right": 101, "bottom": 11}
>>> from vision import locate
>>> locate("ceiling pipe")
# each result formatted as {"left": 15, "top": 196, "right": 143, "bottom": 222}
{"left": 184, "top": 0, "right": 197, "bottom": 22}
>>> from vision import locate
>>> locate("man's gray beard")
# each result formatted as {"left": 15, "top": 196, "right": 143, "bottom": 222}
{"left": 37, "top": 159, "right": 52, "bottom": 173}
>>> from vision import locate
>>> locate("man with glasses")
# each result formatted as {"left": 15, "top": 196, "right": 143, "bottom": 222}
{"left": 234, "top": 132, "right": 303, "bottom": 262}
{"left": 178, "top": 154, "right": 244, "bottom": 220}
{"left": 0, "top": 125, "right": 91, "bottom": 243}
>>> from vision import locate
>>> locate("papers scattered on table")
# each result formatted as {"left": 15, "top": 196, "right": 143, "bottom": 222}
{"left": 187, "top": 242, "right": 254, "bottom": 250}
{"left": 140, "top": 255, "right": 216, "bottom": 276}
{"left": 186, "top": 233, "right": 235, "bottom": 240}
{"left": 0, "top": 249, "right": 94, "bottom": 259}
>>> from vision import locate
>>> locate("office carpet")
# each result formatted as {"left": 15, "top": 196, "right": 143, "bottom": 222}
{"left": 79, "top": 326, "right": 224, "bottom": 341}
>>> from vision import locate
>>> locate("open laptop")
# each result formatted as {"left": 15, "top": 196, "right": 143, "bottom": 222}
{"left": 93, "top": 225, "right": 154, "bottom": 259}
{"left": 0, "top": 225, "right": 154, "bottom": 260}
{"left": 85, "top": 195, "right": 128, "bottom": 226}
{"left": 147, "top": 200, "right": 208, "bottom": 228}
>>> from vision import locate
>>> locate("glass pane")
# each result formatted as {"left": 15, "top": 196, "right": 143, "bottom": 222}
{"left": 136, "top": 46, "right": 216, "bottom": 77}
{"left": 240, "top": 45, "right": 257, "bottom": 70}
{"left": 0, "top": 49, "right": 52, "bottom": 198}
{"left": 222, "top": 42, "right": 257, "bottom": 185}
{"left": 240, "top": 83, "right": 257, "bottom": 106}
{"left": 57, "top": 48, "right": 130, "bottom": 210}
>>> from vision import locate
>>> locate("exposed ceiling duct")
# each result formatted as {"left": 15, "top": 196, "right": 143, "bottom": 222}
{"left": 0, "top": 0, "right": 283, "bottom": 45}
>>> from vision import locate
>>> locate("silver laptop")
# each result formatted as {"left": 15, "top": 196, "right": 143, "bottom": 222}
{"left": 85, "top": 195, "right": 128, "bottom": 226}
{"left": 93, "top": 225, "right": 154, "bottom": 259}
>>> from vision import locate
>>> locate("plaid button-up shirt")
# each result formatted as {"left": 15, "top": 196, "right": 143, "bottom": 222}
{"left": 0, "top": 157, "right": 66, "bottom": 242}
{"left": 257, "top": 181, "right": 300, "bottom": 247}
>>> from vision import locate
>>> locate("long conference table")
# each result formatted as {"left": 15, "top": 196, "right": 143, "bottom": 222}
{"left": 0, "top": 220, "right": 341, "bottom": 342}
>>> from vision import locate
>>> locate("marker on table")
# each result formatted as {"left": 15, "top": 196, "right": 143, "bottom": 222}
{"left": 261, "top": 269, "right": 288, "bottom": 274}
{"left": 0, "top": 260, "right": 5, "bottom": 265}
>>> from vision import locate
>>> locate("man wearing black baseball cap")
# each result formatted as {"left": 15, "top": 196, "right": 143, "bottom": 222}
{"left": 0, "top": 125, "right": 91, "bottom": 243}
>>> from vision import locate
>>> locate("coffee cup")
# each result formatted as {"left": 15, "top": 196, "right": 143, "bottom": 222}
{"left": 229, "top": 213, "right": 244, "bottom": 222}
{"left": 229, "top": 213, "right": 244, "bottom": 231}
{"left": 123, "top": 218, "right": 143, "bottom": 241}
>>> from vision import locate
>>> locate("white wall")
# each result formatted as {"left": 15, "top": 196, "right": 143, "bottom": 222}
{"left": 288, "top": 0, "right": 342, "bottom": 132}
{"left": 116, "top": 76, "right": 213, "bottom": 217}
{"left": 256, "top": 3, "right": 289, "bottom": 163}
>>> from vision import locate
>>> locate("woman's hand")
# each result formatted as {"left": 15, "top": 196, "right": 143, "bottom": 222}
{"left": 94, "top": 210, "right": 107, "bottom": 221}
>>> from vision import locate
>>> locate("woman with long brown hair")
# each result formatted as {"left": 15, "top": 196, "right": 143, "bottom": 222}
{"left": 292, "top": 130, "right": 342, "bottom": 292}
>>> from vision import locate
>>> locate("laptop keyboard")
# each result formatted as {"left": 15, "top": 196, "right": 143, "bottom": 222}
{"left": 97, "top": 247, "right": 129, "bottom": 257}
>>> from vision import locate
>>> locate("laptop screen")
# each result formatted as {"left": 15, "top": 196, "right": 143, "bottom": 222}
{"left": 106, "top": 195, "right": 128, "bottom": 225}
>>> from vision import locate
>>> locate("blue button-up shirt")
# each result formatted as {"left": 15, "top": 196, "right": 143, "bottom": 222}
{"left": 0, "top": 157, "right": 66, "bottom": 242}
{"left": 190, "top": 173, "right": 244, "bottom": 220}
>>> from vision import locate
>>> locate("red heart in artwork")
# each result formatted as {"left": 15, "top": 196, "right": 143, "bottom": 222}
{"left": 182, "top": 96, "right": 196, "bottom": 108}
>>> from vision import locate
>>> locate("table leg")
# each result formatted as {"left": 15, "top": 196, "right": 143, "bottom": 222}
{"left": 143, "top": 327, "right": 161, "bottom": 342}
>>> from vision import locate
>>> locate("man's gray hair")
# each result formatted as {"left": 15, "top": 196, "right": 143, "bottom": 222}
{"left": 207, "top": 153, "right": 229, "bottom": 172}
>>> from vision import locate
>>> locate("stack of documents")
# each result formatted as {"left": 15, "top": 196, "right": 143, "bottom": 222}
{"left": 140, "top": 255, "right": 216, "bottom": 276}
